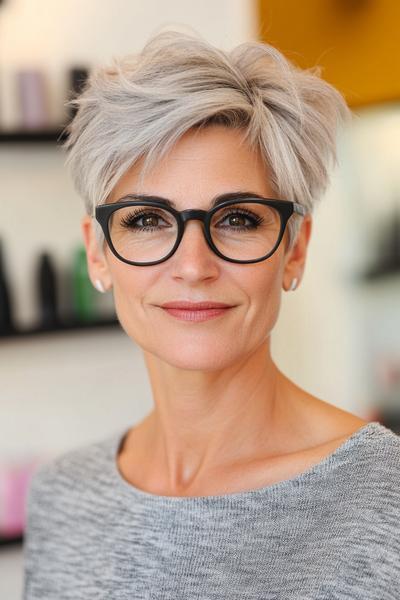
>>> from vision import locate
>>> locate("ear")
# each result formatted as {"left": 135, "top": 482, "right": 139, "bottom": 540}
{"left": 282, "top": 214, "right": 312, "bottom": 289}
{"left": 81, "top": 215, "right": 113, "bottom": 291}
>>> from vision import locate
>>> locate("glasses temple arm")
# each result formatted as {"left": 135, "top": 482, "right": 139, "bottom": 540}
{"left": 293, "top": 203, "right": 307, "bottom": 216}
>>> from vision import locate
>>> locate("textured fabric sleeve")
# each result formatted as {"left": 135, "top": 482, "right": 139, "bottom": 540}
{"left": 374, "top": 446, "right": 400, "bottom": 599}
{"left": 22, "top": 462, "right": 57, "bottom": 600}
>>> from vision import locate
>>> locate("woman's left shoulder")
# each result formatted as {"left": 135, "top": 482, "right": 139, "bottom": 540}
{"left": 355, "top": 421, "right": 400, "bottom": 505}
{"left": 362, "top": 420, "right": 400, "bottom": 462}
{"left": 373, "top": 423, "right": 400, "bottom": 475}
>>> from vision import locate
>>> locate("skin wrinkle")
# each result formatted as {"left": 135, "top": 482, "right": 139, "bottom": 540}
{"left": 81, "top": 124, "right": 367, "bottom": 497}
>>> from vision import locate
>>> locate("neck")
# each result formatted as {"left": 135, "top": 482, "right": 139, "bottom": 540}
{"left": 127, "top": 339, "right": 301, "bottom": 494}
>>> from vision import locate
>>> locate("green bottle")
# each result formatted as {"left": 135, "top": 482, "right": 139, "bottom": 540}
{"left": 71, "top": 245, "right": 97, "bottom": 322}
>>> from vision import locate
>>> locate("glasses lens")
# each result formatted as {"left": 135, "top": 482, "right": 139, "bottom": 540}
{"left": 210, "top": 202, "right": 281, "bottom": 261}
{"left": 109, "top": 205, "right": 178, "bottom": 263}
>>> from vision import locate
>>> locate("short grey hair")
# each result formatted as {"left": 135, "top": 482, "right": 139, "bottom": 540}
{"left": 62, "top": 28, "right": 352, "bottom": 254}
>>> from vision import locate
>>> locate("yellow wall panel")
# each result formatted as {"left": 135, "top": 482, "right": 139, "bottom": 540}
{"left": 257, "top": 0, "right": 400, "bottom": 107}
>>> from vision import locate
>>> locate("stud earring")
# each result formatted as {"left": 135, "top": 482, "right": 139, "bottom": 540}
{"left": 288, "top": 277, "right": 298, "bottom": 291}
{"left": 94, "top": 279, "right": 105, "bottom": 293}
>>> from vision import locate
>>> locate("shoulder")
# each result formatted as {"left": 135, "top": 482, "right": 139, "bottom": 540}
{"left": 347, "top": 423, "right": 400, "bottom": 538}
{"left": 357, "top": 424, "right": 400, "bottom": 586}
{"left": 348, "top": 422, "right": 400, "bottom": 487}
{"left": 363, "top": 422, "right": 400, "bottom": 479}
{"left": 24, "top": 430, "right": 123, "bottom": 563}
{"left": 26, "top": 430, "right": 121, "bottom": 518}
{"left": 314, "top": 421, "right": 400, "bottom": 520}
{"left": 23, "top": 431, "right": 123, "bottom": 597}
{"left": 303, "top": 399, "right": 400, "bottom": 495}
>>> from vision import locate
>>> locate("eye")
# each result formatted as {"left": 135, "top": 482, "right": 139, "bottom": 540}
{"left": 120, "top": 208, "right": 172, "bottom": 230}
{"left": 215, "top": 208, "right": 264, "bottom": 230}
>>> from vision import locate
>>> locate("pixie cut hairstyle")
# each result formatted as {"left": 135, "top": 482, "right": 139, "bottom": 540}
{"left": 62, "top": 28, "right": 351, "bottom": 254}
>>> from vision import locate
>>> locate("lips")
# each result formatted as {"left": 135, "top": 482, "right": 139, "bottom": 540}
{"left": 159, "top": 301, "right": 234, "bottom": 310}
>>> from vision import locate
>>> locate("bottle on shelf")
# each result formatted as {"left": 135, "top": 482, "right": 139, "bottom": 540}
{"left": 35, "top": 251, "right": 60, "bottom": 329}
{"left": 0, "top": 238, "right": 16, "bottom": 335}
{"left": 71, "top": 245, "right": 97, "bottom": 323}
{"left": 16, "top": 69, "right": 50, "bottom": 130}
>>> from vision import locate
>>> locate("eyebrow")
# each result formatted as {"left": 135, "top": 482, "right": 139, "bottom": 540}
{"left": 113, "top": 191, "right": 267, "bottom": 210}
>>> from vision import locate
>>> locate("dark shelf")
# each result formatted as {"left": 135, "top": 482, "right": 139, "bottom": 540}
{"left": 0, "top": 534, "right": 23, "bottom": 548}
{"left": 0, "top": 316, "right": 120, "bottom": 339}
{"left": 0, "top": 128, "right": 69, "bottom": 144}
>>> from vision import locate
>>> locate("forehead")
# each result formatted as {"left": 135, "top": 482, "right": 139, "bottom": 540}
{"left": 109, "top": 126, "right": 275, "bottom": 206}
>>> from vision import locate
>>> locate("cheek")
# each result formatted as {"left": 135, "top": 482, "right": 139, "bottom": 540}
{"left": 239, "top": 259, "right": 284, "bottom": 335}
{"left": 248, "top": 245, "right": 283, "bottom": 291}
{"left": 109, "top": 263, "right": 153, "bottom": 340}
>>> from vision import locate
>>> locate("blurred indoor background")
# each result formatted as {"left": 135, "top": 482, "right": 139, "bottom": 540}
{"left": 0, "top": 1, "right": 399, "bottom": 596}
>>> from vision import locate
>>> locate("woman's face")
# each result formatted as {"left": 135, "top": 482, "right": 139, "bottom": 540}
{"left": 82, "top": 125, "right": 311, "bottom": 371}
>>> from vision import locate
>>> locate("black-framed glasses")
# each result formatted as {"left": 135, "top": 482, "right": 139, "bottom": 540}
{"left": 95, "top": 195, "right": 307, "bottom": 266}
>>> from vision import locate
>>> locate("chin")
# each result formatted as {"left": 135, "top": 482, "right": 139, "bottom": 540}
{"left": 149, "top": 340, "right": 240, "bottom": 371}
{"left": 159, "top": 355, "right": 235, "bottom": 372}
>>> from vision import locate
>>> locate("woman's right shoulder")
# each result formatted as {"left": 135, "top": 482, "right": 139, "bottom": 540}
{"left": 27, "top": 431, "right": 118, "bottom": 507}
{"left": 22, "top": 431, "right": 123, "bottom": 599}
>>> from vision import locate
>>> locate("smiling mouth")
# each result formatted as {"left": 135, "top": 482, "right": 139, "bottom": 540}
{"left": 158, "top": 305, "right": 234, "bottom": 322}
{"left": 159, "top": 301, "right": 234, "bottom": 310}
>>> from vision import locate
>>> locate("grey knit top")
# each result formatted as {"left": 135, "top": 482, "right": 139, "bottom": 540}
{"left": 22, "top": 421, "right": 400, "bottom": 599}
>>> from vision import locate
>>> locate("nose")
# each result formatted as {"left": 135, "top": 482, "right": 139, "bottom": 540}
{"left": 177, "top": 219, "right": 212, "bottom": 257}
{"left": 169, "top": 218, "right": 219, "bottom": 279}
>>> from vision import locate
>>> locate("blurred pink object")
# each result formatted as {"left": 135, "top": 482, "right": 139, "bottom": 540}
{"left": 16, "top": 69, "right": 50, "bottom": 129}
{"left": 0, "top": 458, "right": 42, "bottom": 538}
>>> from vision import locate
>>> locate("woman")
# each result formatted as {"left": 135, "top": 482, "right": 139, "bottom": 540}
{"left": 23, "top": 29, "right": 400, "bottom": 599}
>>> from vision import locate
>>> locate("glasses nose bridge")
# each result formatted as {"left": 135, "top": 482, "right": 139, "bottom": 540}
{"left": 180, "top": 208, "right": 208, "bottom": 225}
{"left": 179, "top": 208, "right": 209, "bottom": 237}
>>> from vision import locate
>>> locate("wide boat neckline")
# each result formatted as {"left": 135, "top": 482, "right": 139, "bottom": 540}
{"left": 106, "top": 420, "right": 386, "bottom": 505}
